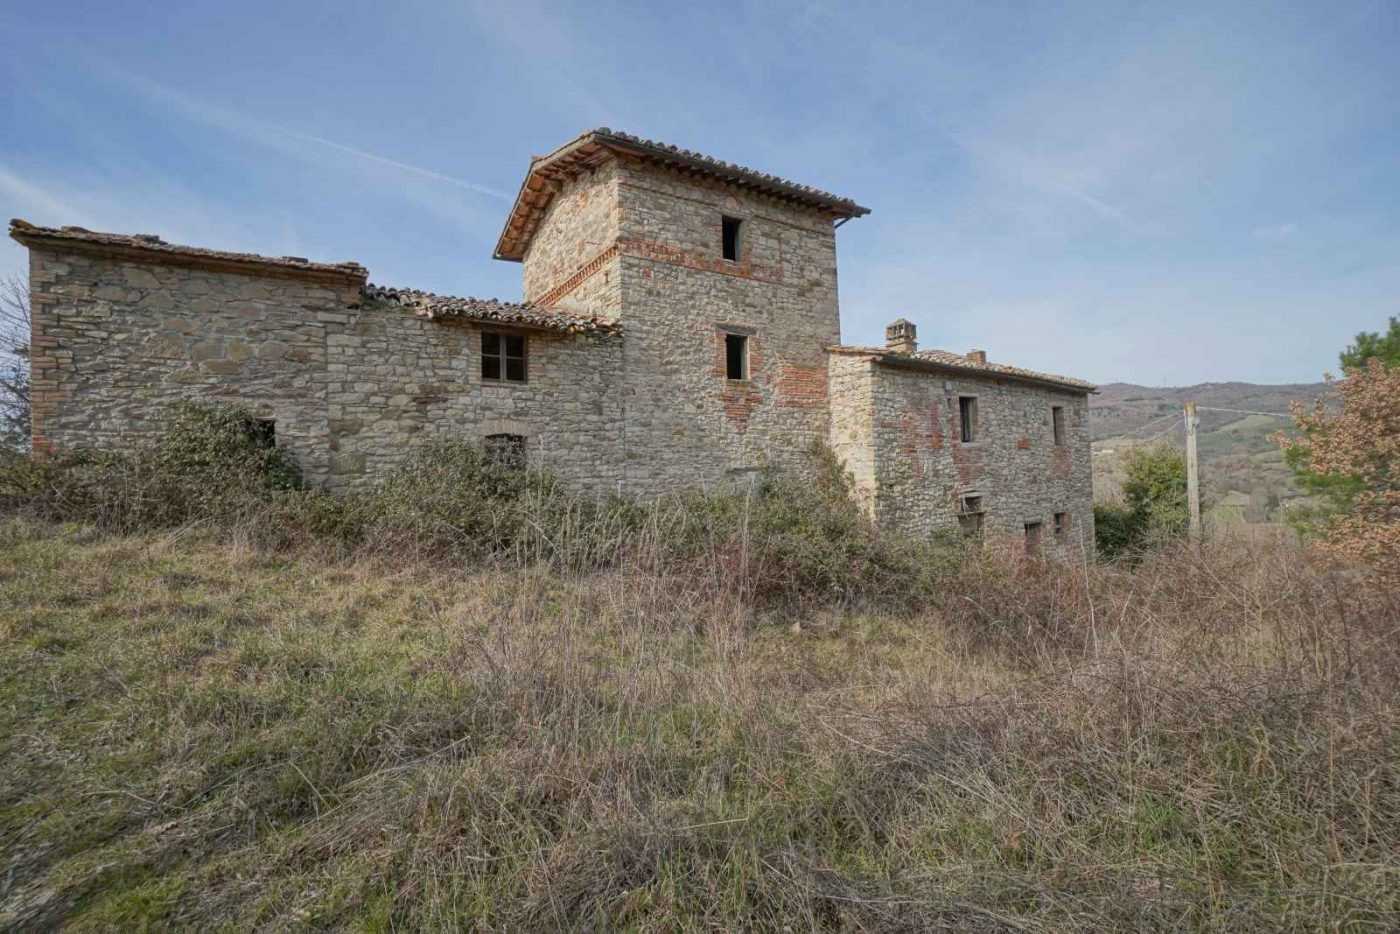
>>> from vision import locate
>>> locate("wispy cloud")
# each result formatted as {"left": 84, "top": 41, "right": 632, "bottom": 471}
{"left": 93, "top": 60, "right": 510, "bottom": 203}
{"left": 285, "top": 132, "right": 510, "bottom": 200}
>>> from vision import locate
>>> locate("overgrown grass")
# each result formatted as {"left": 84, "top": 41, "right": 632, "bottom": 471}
{"left": 1, "top": 521, "right": 1396, "bottom": 930}
{"left": 2, "top": 405, "right": 1398, "bottom": 929}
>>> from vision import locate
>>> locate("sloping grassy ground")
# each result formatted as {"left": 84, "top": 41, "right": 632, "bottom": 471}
{"left": 2, "top": 520, "right": 1398, "bottom": 931}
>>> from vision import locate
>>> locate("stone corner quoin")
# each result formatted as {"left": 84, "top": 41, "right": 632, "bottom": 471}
{"left": 9, "top": 128, "right": 1095, "bottom": 556}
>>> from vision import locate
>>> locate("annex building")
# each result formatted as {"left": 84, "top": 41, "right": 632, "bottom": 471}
{"left": 12, "top": 128, "right": 1095, "bottom": 552}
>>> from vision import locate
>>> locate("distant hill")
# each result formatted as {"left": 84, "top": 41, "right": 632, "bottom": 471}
{"left": 1089, "top": 380, "right": 1332, "bottom": 521}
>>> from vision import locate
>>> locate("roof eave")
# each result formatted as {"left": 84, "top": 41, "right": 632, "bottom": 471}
{"left": 493, "top": 129, "right": 871, "bottom": 263}
{"left": 827, "top": 346, "right": 1096, "bottom": 394}
{"left": 10, "top": 220, "right": 368, "bottom": 285}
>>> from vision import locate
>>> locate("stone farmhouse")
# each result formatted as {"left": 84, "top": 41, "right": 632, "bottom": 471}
{"left": 11, "top": 128, "right": 1095, "bottom": 552}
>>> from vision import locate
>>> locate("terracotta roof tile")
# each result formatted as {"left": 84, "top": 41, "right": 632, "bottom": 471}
{"left": 362, "top": 285, "right": 620, "bottom": 335}
{"left": 829, "top": 345, "right": 1095, "bottom": 393}
{"left": 8, "top": 218, "right": 368, "bottom": 282}
{"left": 495, "top": 128, "right": 870, "bottom": 261}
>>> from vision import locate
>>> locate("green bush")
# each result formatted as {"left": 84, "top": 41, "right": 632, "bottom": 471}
{"left": 0, "top": 407, "right": 964, "bottom": 611}
{"left": 1095, "top": 444, "right": 1190, "bottom": 559}
{"left": 0, "top": 402, "right": 301, "bottom": 532}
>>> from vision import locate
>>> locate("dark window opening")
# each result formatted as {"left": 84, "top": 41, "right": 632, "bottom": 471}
{"left": 1052, "top": 406, "right": 1066, "bottom": 446}
{"left": 959, "top": 396, "right": 977, "bottom": 443}
{"left": 1054, "top": 512, "right": 1069, "bottom": 539}
{"left": 961, "top": 494, "right": 983, "bottom": 514}
{"left": 1024, "top": 521, "right": 1043, "bottom": 553}
{"left": 482, "top": 331, "right": 527, "bottom": 383}
{"left": 484, "top": 433, "right": 526, "bottom": 469}
{"left": 249, "top": 418, "right": 276, "bottom": 448}
{"left": 721, "top": 216, "right": 742, "bottom": 261}
{"left": 725, "top": 333, "right": 748, "bottom": 380}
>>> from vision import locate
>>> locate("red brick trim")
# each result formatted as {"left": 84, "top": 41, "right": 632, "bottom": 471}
{"left": 618, "top": 238, "right": 784, "bottom": 284}
{"left": 534, "top": 244, "right": 619, "bottom": 307}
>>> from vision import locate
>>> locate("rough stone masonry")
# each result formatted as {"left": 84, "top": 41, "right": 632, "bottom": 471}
{"left": 11, "top": 128, "right": 1095, "bottom": 556}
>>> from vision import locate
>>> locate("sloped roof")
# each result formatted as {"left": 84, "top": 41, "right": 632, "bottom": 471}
{"left": 9, "top": 219, "right": 368, "bottom": 283}
{"left": 495, "top": 128, "right": 871, "bottom": 261}
{"left": 829, "top": 345, "right": 1096, "bottom": 393}
{"left": 362, "top": 285, "right": 620, "bottom": 335}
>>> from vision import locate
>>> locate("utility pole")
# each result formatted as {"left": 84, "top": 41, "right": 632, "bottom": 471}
{"left": 1184, "top": 401, "right": 1201, "bottom": 541}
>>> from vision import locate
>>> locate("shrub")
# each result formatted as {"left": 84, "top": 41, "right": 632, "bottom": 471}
{"left": 0, "top": 409, "right": 963, "bottom": 611}
{"left": 1095, "top": 443, "right": 1189, "bottom": 559}
{"left": 0, "top": 402, "right": 301, "bottom": 532}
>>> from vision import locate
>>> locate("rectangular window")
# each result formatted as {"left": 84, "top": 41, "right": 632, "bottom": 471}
{"left": 959, "top": 396, "right": 977, "bottom": 443}
{"left": 1054, "top": 512, "right": 1069, "bottom": 540}
{"left": 249, "top": 418, "right": 276, "bottom": 448}
{"left": 721, "top": 216, "right": 742, "bottom": 261}
{"left": 1024, "top": 521, "right": 1043, "bottom": 553}
{"left": 484, "top": 433, "right": 526, "bottom": 469}
{"left": 482, "top": 331, "right": 527, "bottom": 383}
{"left": 1052, "top": 406, "right": 1066, "bottom": 446}
{"left": 725, "top": 333, "right": 748, "bottom": 380}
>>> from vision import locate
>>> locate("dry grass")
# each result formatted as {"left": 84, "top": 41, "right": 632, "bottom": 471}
{"left": 1, "top": 519, "right": 1397, "bottom": 931}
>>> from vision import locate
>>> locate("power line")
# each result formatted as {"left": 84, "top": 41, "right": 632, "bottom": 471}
{"left": 1196, "top": 405, "right": 1292, "bottom": 419}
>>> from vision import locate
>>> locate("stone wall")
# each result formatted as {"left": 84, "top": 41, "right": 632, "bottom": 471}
{"left": 27, "top": 246, "right": 625, "bottom": 494}
{"left": 609, "top": 158, "right": 842, "bottom": 494}
{"left": 522, "top": 160, "right": 622, "bottom": 316}
{"left": 829, "top": 352, "right": 1095, "bottom": 555}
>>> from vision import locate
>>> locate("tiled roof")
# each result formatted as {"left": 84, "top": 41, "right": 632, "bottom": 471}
{"left": 362, "top": 285, "right": 620, "bottom": 335}
{"left": 8, "top": 219, "right": 368, "bottom": 282}
{"left": 829, "top": 345, "right": 1096, "bottom": 393}
{"left": 495, "top": 128, "right": 871, "bottom": 261}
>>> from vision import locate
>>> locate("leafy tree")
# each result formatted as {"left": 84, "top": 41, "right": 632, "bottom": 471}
{"left": 1278, "top": 359, "right": 1400, "bottom": 584}
{"left": 1339, "top": 316, "right": 1400, "bottom": 371}
{"left": 1094, "top": 444, "right": 1189, "bottom": 559}
{"left": 1282, "top": 317, "right": 1398, "bottom": 545}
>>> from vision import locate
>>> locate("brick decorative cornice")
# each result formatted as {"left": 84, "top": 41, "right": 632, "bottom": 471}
{"left": 533, "top": 234, "right": 788, "bottom": 309}
{"left": 617, "top": 238, "right": 784, "bottom": 285}
{"left": 534, "top": 244, "right": 619, "bottom": 307}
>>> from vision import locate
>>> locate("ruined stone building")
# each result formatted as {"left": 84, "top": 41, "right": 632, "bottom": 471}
{"left": 11, "top": 128, "right": 1095, "bottom": 552}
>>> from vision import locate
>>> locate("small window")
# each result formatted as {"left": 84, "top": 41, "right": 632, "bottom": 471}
{"left": 725, "top": 333, "right": 748, "bottom": 380}
{"left": 1054, "top": 512, "right": 1069, "bottom": 539}
{"left": 1052, "top": 406, "right": 1066, "bottom": 446}
{"left": 959, "top": 396, "right": 977, "bottom": 443}
{"left": 721, "top": 216, "right": 742, "bottom": 261}
{"left": 960, "top": 494, "right": 983, "bottom": 514}
{"left": 484, "top": 433, "right": 526, "bottom": 469}
{"left": 482, "top": 332, "right": 527, "bottom": 383}
{"left": 1024, "top": 521, "right": 1043, "bottom": 553}
{"left": 249, "top": 418, "right": 276, "bottom": 448}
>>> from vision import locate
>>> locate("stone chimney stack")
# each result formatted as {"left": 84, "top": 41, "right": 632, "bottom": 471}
{"left": 967, "top": 349, "right": 987, "bottom": 364}
{"left": 885, "top": 318, "right": 917, "bottom": 354}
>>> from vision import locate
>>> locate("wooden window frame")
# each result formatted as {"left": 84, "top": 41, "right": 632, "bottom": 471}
{"left": 481, "top": 330, "right": 528, "bottom": 384}
{"left": 958, "top": 395, "right": 979, "bottom": 444}
{"left": 1052, "top": 405, "right": 1066, "bottom": 446}
{"left": 721, "top": 215, "right": 743, "bottom": 262}
{"left": 1024, "top": 521, "right": 1043, "bottom": 554}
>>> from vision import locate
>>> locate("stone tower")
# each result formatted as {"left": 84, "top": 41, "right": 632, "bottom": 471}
{"left": 494, "top": 129, "right": 870, "bottom": 494}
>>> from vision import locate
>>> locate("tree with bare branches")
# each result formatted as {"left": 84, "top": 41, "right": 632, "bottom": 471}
{"left": 0, "top": 274, "right": 30, "bottom": 450}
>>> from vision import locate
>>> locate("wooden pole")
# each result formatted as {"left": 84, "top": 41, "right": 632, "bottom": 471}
{"left": 1185, "top": 401, "right": 1201, "bottom": 541}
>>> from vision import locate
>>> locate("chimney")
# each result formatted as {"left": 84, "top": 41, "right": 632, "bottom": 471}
{"left": 967, "top": 349, "right": 987, "bottom": 364}
{"left": 885, "top": 318, "right": 917, "bottom": 354}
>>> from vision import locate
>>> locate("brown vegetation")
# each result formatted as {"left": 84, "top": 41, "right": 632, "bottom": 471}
{"left": 1, "top": 519, "right": 1397, "bottom": 930}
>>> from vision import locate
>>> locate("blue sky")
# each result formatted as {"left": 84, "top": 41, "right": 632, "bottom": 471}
{"left": 2, "top": 0, "right": 1397, "bottom": 385}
